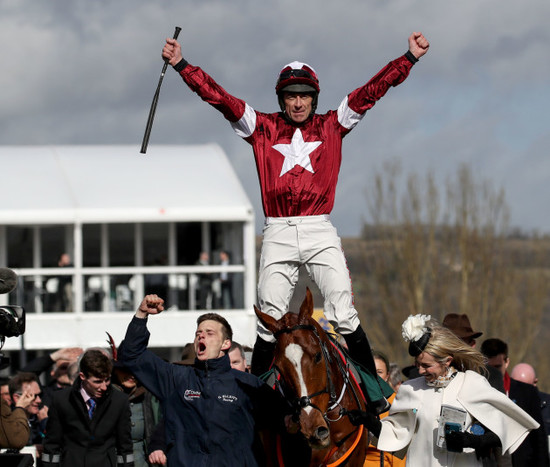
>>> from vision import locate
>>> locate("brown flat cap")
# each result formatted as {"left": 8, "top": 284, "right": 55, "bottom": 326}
{"left": 442, "top": 313, "right": 483, "bottom": 340}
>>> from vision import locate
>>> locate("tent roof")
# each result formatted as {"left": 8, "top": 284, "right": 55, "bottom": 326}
{"left": 0, "top": 145, "right": 254, "bottom": 224}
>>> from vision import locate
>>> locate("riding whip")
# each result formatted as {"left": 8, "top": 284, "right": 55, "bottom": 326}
{"left": 140, "top": 26, "right": 182, "bottom": 154}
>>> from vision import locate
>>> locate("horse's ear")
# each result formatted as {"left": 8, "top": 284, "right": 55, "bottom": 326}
{"left": 254, "top": 305, "right": 283, "bottom": 334}
{"left": 298, "top": 287, "right": 314, "bottom": 322}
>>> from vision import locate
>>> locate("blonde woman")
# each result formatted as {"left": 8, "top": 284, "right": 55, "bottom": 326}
{"left": 350, "top": 315, "right": 538, "bottom": 466}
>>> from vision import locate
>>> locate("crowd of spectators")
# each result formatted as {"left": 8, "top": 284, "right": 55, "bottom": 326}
{"left": 1, "top": 301, "right": 549, "bottom": 466}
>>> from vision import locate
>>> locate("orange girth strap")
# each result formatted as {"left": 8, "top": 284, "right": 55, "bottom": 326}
{"left": 324, "top": 424, "right": 364, "bottom": 467}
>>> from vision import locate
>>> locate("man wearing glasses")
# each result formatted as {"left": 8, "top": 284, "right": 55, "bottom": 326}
{"left": 9, "top": 372, "right": 47, "bottom": 448}
{"left": 161, "top": 32, "right": 429, "bottom": 412}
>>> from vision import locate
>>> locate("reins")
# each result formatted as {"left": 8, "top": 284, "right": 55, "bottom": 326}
{"left": 273, "top": 323, "right": 367, "bottom": 466}
{"left": 321, "top": 424, "right": 364, "bottom": 467}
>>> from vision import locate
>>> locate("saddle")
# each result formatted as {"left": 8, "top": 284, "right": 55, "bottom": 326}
{"left": 326, "top": 334, "right": 394, "bottom": 404}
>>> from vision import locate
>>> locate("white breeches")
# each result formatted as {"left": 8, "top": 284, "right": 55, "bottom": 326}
{"left": 257, "top": 215, "right": 360, "bottom": 342}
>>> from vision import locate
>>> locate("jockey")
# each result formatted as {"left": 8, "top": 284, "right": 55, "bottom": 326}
{"left": 162, "top": 32, "right": 430, "bottom": 414}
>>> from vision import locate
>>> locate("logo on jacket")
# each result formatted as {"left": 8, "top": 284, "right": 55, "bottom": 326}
{"left": 218, "top": 394, "right": 238, "bottom": 403}
{"left": 184, "top": 389, "right": 201, "bottom": 401}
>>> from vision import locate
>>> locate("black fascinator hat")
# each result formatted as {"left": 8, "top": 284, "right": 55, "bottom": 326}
{"left": 401, "top": 314, "right": 432, "bottom": 357}
{"left": 408, "top": 329, "right": 431, "bottom": 357}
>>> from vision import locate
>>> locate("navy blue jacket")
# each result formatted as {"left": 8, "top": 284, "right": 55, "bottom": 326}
{"left": 119, "top": 317, "right": 286, "bottom": 467}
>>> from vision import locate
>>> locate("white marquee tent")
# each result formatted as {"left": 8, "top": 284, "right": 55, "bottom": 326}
{"left": 0, "top": 145, "right": 257, "bottom": 351}
{"left": 0, "top": 144, "right": 253, "bottom": 224}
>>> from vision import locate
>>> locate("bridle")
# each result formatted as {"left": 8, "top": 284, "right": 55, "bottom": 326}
{"left": 272, "top": 324, "right": 362, "bottom": 423}
{"left": 272, "top": 322, "right": 367, "bottom": 466}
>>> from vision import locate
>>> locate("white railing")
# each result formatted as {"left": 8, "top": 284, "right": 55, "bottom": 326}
{"left": 8, "top": 265, "right": 245, "bottom": 314}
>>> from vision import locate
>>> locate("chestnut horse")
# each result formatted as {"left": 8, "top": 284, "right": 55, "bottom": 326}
{"left": 255, "top": 289, "right": 368, "bottom": 466}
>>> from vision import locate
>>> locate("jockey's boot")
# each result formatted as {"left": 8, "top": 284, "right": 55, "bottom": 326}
{"left": 251, "top": 335, "right": 276, "bottom": 377}
{"left": 343, "top": 326, "right": 391, "bottom": 415}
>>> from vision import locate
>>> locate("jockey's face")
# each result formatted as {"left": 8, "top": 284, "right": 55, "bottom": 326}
{"left": 194, "top": 319, "right": 231, "bottom": 361}
{"left": 283, "top": 92, "right": 314, "bottom": 123}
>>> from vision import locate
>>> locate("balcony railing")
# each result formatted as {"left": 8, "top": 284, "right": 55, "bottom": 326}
{"left": 6, "top": 265, "right": 245, "bottom": 314}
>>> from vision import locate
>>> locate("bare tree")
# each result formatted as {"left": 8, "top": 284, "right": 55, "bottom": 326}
{"left": 356, "top": 161, "right": 549, "bottom": 370}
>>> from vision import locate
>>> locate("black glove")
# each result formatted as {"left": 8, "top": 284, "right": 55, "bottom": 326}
{"left": 346, "top": 409, "right": 382, "bottom": 437}
{"left": 445, "top": 430, "right": 471, "bottom": 452}
{"left": 445, "top": 430, "right": 501, "bottom": 459}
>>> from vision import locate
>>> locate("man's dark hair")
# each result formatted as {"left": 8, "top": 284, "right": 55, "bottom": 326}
{"left": 8, "top": 372, "right": 38, "bottom": 397}
{"left": 197, "top": 313, "right": 233, "bottom": 342}
{"left": 480, "top": 338, "right": 508, "bottom": 358}
{"left": 79, "top": 349, "right": 112, "bottom": 379}
{"left": 229, "top": 341, "right": 245, "bottom": 359}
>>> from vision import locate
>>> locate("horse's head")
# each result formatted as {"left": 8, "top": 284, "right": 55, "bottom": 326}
{"left": 255, "top": 289, "right": 335, "bottom": 449}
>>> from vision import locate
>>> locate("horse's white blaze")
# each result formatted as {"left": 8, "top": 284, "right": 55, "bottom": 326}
{"left": 285, "top": 343, "right": 313, "bottom": 414}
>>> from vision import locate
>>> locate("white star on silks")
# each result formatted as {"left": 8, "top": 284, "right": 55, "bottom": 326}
{"left": 273, "top": 129, "right": 322, "bottom": 177}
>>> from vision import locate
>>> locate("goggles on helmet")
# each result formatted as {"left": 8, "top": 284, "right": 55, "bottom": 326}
{"left": 276, "top": 62, "right": 320, "bottom": 95}
{"left": 278, "top": 68, "right": 317, "bottom": 82}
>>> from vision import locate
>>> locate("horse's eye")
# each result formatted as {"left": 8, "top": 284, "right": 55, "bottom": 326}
{"left": 314, "top": 352, "right": 322, "bottom": 364}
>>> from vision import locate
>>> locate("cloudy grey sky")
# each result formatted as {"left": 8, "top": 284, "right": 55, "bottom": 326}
{"left": 2, "top": 0, "right": 549, "bottom": 236}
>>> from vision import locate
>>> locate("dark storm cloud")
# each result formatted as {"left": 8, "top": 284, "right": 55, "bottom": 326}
{"left": 1, "top": 0, "right": 550, "bottom": 234}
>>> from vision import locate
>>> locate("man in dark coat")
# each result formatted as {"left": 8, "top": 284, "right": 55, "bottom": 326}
{"left": 481, "top": 338, "right": 549, "bottom": 467}
{"left": 42, "top": 349, "right": 134, "bottom": 467}
{"left": 119, "top": 294, "right": 288, "bottom": 467}
{"left": 511, "top": 363, "right": 550, "bottom": 459}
